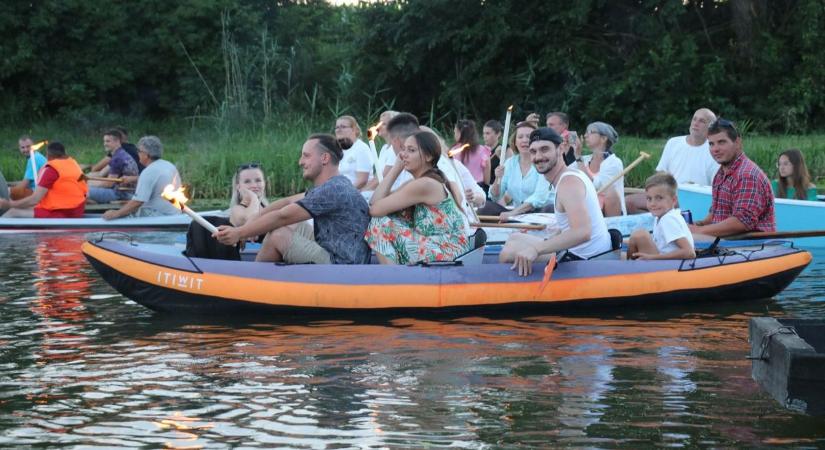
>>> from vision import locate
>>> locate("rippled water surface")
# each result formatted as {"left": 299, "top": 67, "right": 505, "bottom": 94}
{"left": 1, "top": 233, "right": 824, "bottom": 448}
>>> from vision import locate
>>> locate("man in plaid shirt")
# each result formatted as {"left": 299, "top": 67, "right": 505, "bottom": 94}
{"left": 689, "top": 119, "right": 775, "bottom": 237}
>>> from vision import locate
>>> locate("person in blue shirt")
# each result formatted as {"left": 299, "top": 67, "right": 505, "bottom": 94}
{"left": 9, "top": 136, "right": 48, "bottom": 200}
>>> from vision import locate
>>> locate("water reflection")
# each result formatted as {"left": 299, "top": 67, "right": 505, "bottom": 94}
{"left": 0, "top": 234, "right": 824, "bottom": 448}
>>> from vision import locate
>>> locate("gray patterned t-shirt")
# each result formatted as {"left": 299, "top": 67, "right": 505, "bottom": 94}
{"left": 296, "top": 175, "right": 370, "bottom": 264}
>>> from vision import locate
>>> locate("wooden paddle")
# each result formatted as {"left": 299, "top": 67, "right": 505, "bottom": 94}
{"left": 79, "top": 174, "right": 124, "bottom": 183}
{"left": 596, "top": 151, "right": 651, "bottom": 195}
{"left": 470, "top": 222, "right": 546, "bottom": 230}
{"left": 726, "top": 229, "right": 825, "bottom": 240}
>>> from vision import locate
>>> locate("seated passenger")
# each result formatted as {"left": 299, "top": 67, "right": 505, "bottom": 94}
{"left": 451, "top": 119, "right": 491, "bottom": 189}
{"left": 0, "top": 142, "right": 87, "bottom": 218}
{"left": 689, "top": 119, "right": 775, "bottom": 236}
{"left": 88, "top": 129, "right": 140, "bottom": 204}
{"left": 500, "top": 127, "right": 611, "bottom": 276}
{"left": 483, "top": 120, "right": 506, "bottom": 188}
{"left": 9, "top": 135, "right": 47, "bottom": 201}
{"left": 334, "top": 115, "right": 373, "bottom": 190}
{"left": 481, "top": 121, "right": 552, "bottom": 221}
{"left": 572, "top": 121, "right": 626, "bottom": 216}
{"left": 627, "top": 173, "right": 696, "bottom": 260}
{"left": 229, "top": 162, "right": 269, "bottom": 227}
{"left": 216, "top": 134, "right": 371, "bottom": 264}
{"left": 365, "top": 131, "right": 471, "bottom": 265}
{"left": 102, "top": 136, "right": 182, "bottom": 219}
{"left": 773, "top": 148, "right": 817, "bottom": 201}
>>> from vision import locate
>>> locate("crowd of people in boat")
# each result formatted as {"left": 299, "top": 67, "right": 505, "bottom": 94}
{"left": 0, "top": 128, "right": 181, "bottom": 220}
{"left": 1, "top": 107, "right": 817, "bottom": 273}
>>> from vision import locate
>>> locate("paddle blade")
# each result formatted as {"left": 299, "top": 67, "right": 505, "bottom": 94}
{"left": 534, "top": 253, "right": 557, "bottom": 300}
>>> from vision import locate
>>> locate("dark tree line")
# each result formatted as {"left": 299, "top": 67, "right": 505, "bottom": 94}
{"left": 1, "top": 0, "right": 823, "bottom": 135}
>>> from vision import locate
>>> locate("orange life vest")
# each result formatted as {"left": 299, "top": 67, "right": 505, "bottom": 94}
{"left": 37, "top": 157, "right": 88, "bottom": 211}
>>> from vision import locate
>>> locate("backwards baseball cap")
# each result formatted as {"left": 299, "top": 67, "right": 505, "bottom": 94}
{"left": 529, "top": 127, "right": 563, "bottom": 146}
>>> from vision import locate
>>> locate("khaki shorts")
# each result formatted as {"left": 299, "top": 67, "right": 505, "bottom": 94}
{"left": 283, "top": 221, "right": 331, "bottom": 264}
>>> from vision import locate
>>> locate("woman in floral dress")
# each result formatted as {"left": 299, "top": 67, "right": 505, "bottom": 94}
{"left": 366, "top": 130, "right": 471, "bottom": 264}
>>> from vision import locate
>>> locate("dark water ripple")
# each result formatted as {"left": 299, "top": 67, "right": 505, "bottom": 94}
{"left": 1, "top": 233, "right": 824, "bottom": 448}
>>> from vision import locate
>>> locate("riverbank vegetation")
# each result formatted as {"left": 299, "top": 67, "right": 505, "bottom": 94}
{"left": 2, "top": 122, "right": 823, "bottom": 200}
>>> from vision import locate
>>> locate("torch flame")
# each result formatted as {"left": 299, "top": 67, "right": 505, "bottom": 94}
{"left": 507, "top": 105, "right": 513, "bottom": 112}
{"left": 30, "top": 140, "right": 48, "bottom": 151}
{"left": 448, "top": 143, "right": 470, "bottom": 158}
{"left": 367, "top": 121, "right": 383, "bottom": 141}
{"left": 162, "top": 184, "right": 188, "bottom": 209}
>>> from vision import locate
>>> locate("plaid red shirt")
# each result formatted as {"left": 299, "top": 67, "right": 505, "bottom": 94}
{"left": 710, "top": 152, "right": 775, "bottom": 231}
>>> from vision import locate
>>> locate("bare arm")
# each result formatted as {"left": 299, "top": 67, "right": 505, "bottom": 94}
{"left": 688, "top": 216, "right": 749, "bottom": 237}
{"left": 4, "top": 186, "right": 48, "bottom": 209}
{"left": 371, "top": 158, "right": 405, "bottom": 205}
{"left": 635, "top": 237, "right": 696, "bottom": 260}
{"left": 370, "top": 178, "right": 442, "bottom": 217}
{"left": 259, "top": 192, "right": 305, "bottom": 215}
{"left": 508, "top": 175, "right": 591, "bottom": 276}
{"left": 102, "top": 200, "right": 143, "bottom": 220}
{"left": 216, "top": 203, "right": 312, "bottom": 245}
{"left": 91, "top": 156, "right": 111, "bottom": 172}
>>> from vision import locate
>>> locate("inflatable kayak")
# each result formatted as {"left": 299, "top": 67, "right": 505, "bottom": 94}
{"left": 82, "top": 237, "right": 810, "bottom": 315}
{"left": 0, "top": 210, "right": 224, "bottom": 232}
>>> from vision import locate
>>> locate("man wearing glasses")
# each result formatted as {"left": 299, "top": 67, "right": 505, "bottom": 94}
{"left": 688, "top": 119, "right": 775, "bottom": 236}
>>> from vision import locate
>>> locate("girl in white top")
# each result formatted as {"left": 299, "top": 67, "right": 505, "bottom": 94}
{"left": 334, "top": 115, "right": 373, "bottom": 190}
{"left": 628, "top": 173, "right": 696, "bottom": 260}
{"left": 573, "top": 121, "right": 626, "bottom": 216}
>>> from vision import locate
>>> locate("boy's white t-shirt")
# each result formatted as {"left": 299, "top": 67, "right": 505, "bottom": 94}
{"left": 653, "top": 208, "right": 694, "bottom": 254}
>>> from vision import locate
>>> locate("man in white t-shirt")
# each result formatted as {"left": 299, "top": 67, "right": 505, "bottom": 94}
{"left": 627, "top": 108, "right": 719, "bottom": 213}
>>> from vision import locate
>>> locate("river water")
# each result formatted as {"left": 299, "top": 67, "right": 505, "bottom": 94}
{"left": 1, "top": 233, "right": 824, "bottom": 448}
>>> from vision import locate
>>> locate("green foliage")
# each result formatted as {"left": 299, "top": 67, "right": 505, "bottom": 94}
{"left": 1, "top": 0, "right": 824, "bottom": 136}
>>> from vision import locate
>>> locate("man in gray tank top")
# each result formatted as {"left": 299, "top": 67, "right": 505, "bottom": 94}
{"left": 499, "top": 127, "right": 611, "bottom": 276}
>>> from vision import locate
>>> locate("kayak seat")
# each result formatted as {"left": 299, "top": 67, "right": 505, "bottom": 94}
{"left": 455, "top": 228, "right": 488, "bottom": 265}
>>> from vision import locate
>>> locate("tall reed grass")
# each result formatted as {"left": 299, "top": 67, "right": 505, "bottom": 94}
{"left": 2, "top": 119, "right": 824, "bottom": 203}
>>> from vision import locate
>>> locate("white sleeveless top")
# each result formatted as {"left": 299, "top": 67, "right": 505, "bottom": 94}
{"left": 554, "top": 170, "right": 612, "bottom": 259}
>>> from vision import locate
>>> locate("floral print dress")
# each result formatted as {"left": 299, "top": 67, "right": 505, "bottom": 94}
{"left": 365, "top": 188, "right": 471, "bottom": 264}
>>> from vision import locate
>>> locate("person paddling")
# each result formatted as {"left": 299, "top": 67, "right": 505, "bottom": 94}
{"left": 0, "top": 142, "right": 87, "bottom": 218}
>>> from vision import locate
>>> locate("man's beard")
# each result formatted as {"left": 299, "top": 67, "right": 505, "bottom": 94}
{"left": 534, "top": 158, "right": 555, "bottom": 174}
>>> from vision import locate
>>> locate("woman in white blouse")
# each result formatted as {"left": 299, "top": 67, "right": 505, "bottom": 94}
{"left": 573, "top": 121, "right": 626, "bottom": 216}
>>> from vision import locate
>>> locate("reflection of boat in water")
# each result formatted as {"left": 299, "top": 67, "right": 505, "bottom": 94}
{"left": 678, "top": 184, "right": 825, "bottom": 248}
{"left": 82, "top": 237, "right": 810, "bottom": 315}
{"left": 0, "top": 210, "right": 223, "bottom": 233}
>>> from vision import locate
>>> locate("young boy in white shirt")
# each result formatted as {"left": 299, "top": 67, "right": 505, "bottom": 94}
{"left": 627, "top": 172, "right": 696, "bottom": 260}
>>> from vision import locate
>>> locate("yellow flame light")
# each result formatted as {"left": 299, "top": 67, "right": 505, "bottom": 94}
{"left": 162, "top": 184, "right": 188, "bottom": 209}
{"left": 448, "top": 143, "right": 470, "bottom": 158}
{"left": 30, "top": 140, "right": 48, "bottom": 151}
{"left": 367, "top": 121, "right": 383, "bottom": 141}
